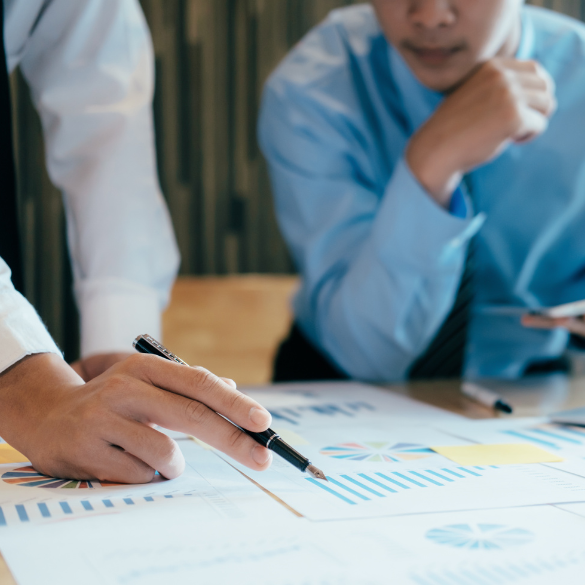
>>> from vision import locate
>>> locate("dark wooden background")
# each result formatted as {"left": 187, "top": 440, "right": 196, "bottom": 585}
{"left": 10, "top": 0, "right": 581, "bottom": 359}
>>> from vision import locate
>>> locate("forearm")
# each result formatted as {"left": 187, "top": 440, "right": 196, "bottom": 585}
{"left": 294, "top": 161, "right": 483, "bottom": 381}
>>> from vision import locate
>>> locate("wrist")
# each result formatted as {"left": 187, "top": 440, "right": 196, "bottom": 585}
{"left": 406, "top": 129, "right": 464, "bottom": 208}
{"left": 0, "top": 354, "right": 84, "bottom": 454}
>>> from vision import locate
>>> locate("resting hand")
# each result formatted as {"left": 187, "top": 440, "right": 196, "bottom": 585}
{"left": 407, "top": 58, "right": 556, "bottom": 207}
{"left": 0, "top": 353, "right": 272, "bottom": 484}
{"left": 522, "top": 314, "right": 585, "bottom": 338}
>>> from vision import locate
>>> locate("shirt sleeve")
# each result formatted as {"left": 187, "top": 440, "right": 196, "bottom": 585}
{"left": 259, "top": 82, "right": 485, "bottom": 381}
{"left": 0, "top": 258, "right": 62, "bottom": 373}
{"left": 17, "top": 0, "right": 180, "bottom": 358}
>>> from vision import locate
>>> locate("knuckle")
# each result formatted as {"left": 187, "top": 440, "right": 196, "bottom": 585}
{"left": 154, "top": 436, "right": 180, "bottom": 463}
{"left": 226, "top": 390, "right": 248, "bottom": 412}
{"left": 191, "top": 366, "right": 221, "bottom": 393}
{"left": 184, "top": 399, "right": 210, "bottom": 426}
{"left": 227, "top": 426, "right": 249, "bottom": 452}
{"left": 121, "top": 353, "right": 151, "bottom": 375}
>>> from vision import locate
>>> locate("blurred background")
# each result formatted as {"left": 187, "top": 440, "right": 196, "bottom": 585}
{"left": 10, "top": 0, "right": 584, "bottom": 374}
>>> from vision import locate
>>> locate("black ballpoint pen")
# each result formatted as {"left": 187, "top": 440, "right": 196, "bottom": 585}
{"left": 133, "top": 334, "right": 328, "bottom": 481}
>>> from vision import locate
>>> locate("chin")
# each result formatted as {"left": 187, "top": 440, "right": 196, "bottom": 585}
{"left": 411, "top": 65, "right": 473, "bottom": 93}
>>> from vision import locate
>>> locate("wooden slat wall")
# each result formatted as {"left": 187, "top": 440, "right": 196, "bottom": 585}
{"left": 11, "top": 0, "right": 581, "bottom": 358}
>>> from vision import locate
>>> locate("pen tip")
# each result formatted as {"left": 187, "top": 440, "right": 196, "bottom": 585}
{"left": 307, "top": 464, "right": 328, "bottom": 481}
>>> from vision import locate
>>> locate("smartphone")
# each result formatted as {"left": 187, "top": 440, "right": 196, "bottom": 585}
{"left": 477, "top": 299, "right": 585, "bottom": 319}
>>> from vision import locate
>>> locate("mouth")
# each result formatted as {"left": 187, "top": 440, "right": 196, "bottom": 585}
{"left": 402, "top": 42, "right": 465, "bottom": 67}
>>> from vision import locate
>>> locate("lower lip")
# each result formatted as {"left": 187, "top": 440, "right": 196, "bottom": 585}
{"left": 410, "top": 48, "right": 460, "bottom": 67}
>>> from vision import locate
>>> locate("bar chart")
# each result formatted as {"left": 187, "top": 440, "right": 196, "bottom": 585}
{"left": 306, "top": 466, "right": 497, "bottom": 506}
{"left": 0, "top": 491, "right": 197, "bottom": 527}
{"left": 501, "top": 424, "right": 585, "bottom": 452}
{"left": 269, "top": 401, "right": 376, "bottom": 426}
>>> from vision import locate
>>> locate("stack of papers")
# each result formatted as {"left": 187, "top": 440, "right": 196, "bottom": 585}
{"left": 3, "top": 381, "right": 585, "bottom": 584}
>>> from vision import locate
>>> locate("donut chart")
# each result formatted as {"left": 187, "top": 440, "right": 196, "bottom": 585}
{"left": 320, "top": 442, "right": 435, "bottom": 462}
{"left": 2, "top": 466, "right": 121, "bottom": 489}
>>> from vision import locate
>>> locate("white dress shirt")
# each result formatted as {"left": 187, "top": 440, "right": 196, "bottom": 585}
{"left": 0, "top": 0, "right": 180, "bottom": 373}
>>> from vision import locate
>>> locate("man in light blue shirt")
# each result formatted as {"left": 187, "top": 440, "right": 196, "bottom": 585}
{"left": 260, "top": 0, "right": 585, "bottom": 382}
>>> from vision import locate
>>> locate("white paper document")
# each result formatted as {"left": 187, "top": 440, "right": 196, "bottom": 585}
{"left": 226, "top": 423, "right": 585, "bottom": 520}
{"left": 440, "top": 417, "right": 585, "bottom": 478}
{"left": 243, "top": 381, "right": 464, "bottom": 429}
{"left": 2, "top": 502, "right": 585, "bottom": 584}
{"left": 0, "top": 440, "right": 291, "bottom": 528}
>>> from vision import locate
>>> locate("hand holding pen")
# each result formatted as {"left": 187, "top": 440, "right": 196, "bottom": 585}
{"left": 134, "top": 335, "right": 327, "bottom": 480}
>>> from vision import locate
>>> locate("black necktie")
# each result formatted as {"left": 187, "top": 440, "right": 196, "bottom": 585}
{"left": 409, "top": 178, "right": 475, "bottom": 379}
{"left": 0, "top": 4, "right": 23, "bottom": 293}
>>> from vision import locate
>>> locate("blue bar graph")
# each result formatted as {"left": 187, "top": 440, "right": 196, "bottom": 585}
{"left": 327, "top": 477, "right": 370, "bottom": 501}
{"left": 15, "top": 505, "right": 28, "bottom": 522}
{"left": 342, "top": 475, "right": 384, "bottom": 497}
{"left": 59, "top": 502, "right": 72, "bottom": 514}
{"left": 358, "top": 473, "right": 398, "bottom": 493}
{"left": 103, "top": 499, "right": 114, "bottom": 508}
{"left": 306, "top": 477, "right": 356, "bottom": 505}
{"left": 306, "top": 466, "right": 490, "bottom": 505}
{"left": 37, "top": 503, "right": 51, "bottom": 518}
{"left": 270, "top": 401, "right": 375, "bottom": 426}
{"left": 81, "top": 501, "right": 93, "bottom": 511}
{"left": 123, "top": 498, "right": 134, "bottom": 506}
{"left": 144, "top": 496, "right": 154, "bottom": 502}
{"left": 503, "top": 430, "right": 560, "bottom": 450}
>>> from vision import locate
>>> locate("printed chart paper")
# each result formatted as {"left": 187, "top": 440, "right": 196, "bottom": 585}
{"left": 243, "top": 381, "right": 464, "bottom": 430}
{"left": 227, "top": 424, "right": 585, "bottom": 520}
{"left": 0, "top": 440, "right": 291, "bottom": 528}
{"left": 439, "top": 417, "right": 585, "bottom": 478}
{"left": 2, "top": 503, "right": 585, "bottom": 585}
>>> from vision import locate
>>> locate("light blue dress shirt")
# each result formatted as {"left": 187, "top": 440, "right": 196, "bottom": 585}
{"left": 259, "top": 4, "right": 585, "bottom": 382}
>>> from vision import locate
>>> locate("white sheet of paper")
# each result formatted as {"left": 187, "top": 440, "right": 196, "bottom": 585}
{"left": 243, "top": 381, "right": 464, "bottom": 430}
{"left": 2, "top": 501, "right": 585, "bottom": 584}
{"left": 0, "top": 440, "right": 291, "bottom": 528}
{"left": 439, "top": 417, "right": 585, "bottom": 478}
{"left": 226, "top": 423, "right": 585, "bottom": 521}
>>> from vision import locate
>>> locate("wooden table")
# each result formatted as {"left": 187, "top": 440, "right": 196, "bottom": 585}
{"left": 3, "top": 374, "right": 585, "bottom": 584}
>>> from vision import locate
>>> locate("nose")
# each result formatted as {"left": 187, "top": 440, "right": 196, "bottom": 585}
{"left": 409, "top": 0, "right": 456, "bottom": 30}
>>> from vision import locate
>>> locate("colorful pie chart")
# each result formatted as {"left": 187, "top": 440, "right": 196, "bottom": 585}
{"left": 2, "top": 466, "right": 121, "bottom": 489}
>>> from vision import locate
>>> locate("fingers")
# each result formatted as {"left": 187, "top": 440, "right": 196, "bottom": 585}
{"left": 120, "top": 354, "right": 272, "bottom": 432}
{"left": 522, "top": 315, "right": 585, "bottom": 336}
{"left": 523, "top": 88, "right": 557, "bottom": 117}
{"left": 116, "top": 381, "right": 273, "bottom": 471}
{"left": 105, "top": 418, "right": 186, "bottom": 479}
{"left": 29, "top": 435, "right": 158, "bottom": 485}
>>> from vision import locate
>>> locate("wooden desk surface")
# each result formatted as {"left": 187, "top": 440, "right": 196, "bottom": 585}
{"left": 3, "top": 376, "right": 585, "bottom": 584}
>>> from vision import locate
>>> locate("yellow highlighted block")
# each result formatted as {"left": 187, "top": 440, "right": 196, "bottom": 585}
{"left": 431, "top": 443, "right": 564, "bottom": 466}
{"left": 0, "top": 444, "right": 28, "bottom": 464}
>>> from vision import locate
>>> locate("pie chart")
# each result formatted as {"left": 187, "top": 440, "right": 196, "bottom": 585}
{"left": 320, "top": 442, "right": 434, "bottom": 462}
{"left": 2, "top": 466, "right": 121, "bottom": 489}
{"left": 426, "top": 523, "right": 534, "bottom": 550}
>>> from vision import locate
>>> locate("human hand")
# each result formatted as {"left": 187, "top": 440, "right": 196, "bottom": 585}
{"left": 522, "top": 314, "right": 585, "bottom": 338}
{"left": 407, "top": 58, "right": 556, "bottom": 206}
{"left": 70, "top": 352, "right": 134, "bottom": 382}
{"left": 0, "top": 353, "right": 273, "bottom": 484}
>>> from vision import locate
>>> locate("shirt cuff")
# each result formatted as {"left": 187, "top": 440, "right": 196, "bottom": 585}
{"left": 77, "top": 279, "right": 163, "bottom": 358}
{"left": 372, "top": 158, "right": 485, "bottom": 270}
{"left": 0, "top": 290, "right": 62, "bottom": 373}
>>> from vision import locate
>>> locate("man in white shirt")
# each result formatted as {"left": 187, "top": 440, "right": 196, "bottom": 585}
{"left": 0, "top": 0, "right": 273, "bottom": 483}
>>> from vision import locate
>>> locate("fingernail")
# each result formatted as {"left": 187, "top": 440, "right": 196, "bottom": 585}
{"left": 252, "top": 445, "right": 272, "bottom": 466}
{"left": 249, "top": 407, "right": 271, "bottom": 427}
